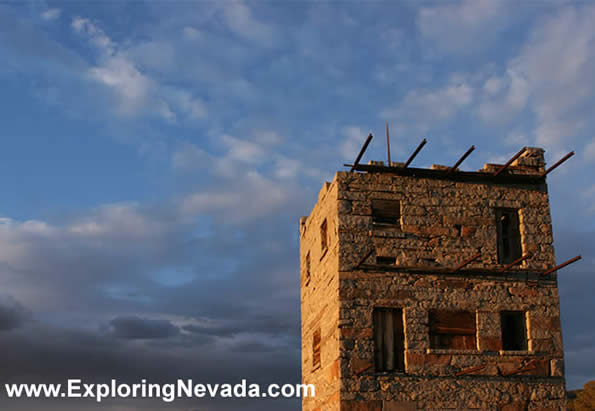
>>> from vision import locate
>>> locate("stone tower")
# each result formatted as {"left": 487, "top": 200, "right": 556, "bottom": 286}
{"left": 299, "top": 148, "right": 566, "bottom": 410}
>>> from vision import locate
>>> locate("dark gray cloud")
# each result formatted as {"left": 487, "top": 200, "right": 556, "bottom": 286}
{"left": 553, "top": 229, "right": 595, "bottom": 389}
{"left": 0, "top": 323, "right": 300, "bottom": 410}
{"left": 0, "top": 193, "right": 303, "bottom": 410}
{"left": 108, "top": 316, "right": 180, "bottom": 339}
{"left": 0, "top": 296, "right": 30, "bottom": 331}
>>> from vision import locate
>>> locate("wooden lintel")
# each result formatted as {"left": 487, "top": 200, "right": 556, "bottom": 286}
{"left": 456, "top": 364, "right": 487, "bottom": 376}
{"left": 501, "top": 360, "right": 537, "bottom": 377}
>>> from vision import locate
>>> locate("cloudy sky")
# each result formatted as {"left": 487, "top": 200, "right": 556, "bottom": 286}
{"left": 1, "top": 0, "right": 595, "bottom": 409}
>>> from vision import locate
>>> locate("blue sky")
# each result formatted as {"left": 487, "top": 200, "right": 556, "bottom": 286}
{"left": 1, "top": 0, "right": 595, "bottom": 409}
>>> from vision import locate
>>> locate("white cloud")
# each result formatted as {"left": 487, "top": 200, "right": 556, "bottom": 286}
{"left": 381, "top": 79, "right": 473, "bottom": 133}
{"left": 68, "top": 203, "right": 169, "bottom": 239}
{"left": 253, "top": 130, "right": 283, "bottom": 145}
{"left": 417, "top": 0, "right": 510, "bottom": 54}
{"left": 171, "top": 127, "right": 317, "bottom": 220}
{"left": 41, "top": 8, "right": 61, "bottom": 21}
{"left": 72, "top": 17, "right": 115, "bottom": 56}
{"left": 220, "top": 135, "right": 266, "bottom": 164}
{"left": 172, "top": 132, "right": 275, "bottom": 176}
{"left": 504, "top": 130, "right": 530, "bottom": 147}
{"left": 585, "top": 139, "right": 595, "bottom": 163}
{"left": 478, "top": 69, "right": 529, "bottom": 124}
{"left": 183, "top": 26, "right": 203, "bottom": 41}
{"left": 273, "top": 156, "right": 301, "bottom": 179}
{"left": 483, "top": 76, "right": 505, "bottom": 95}
{"left": 172, "top": 129, "right": 318, "bottom": 183}
{"left": 172, "top": 143, "right": 212, "bottom": 171}
{"left": 0, "top": 203, "right": 177, "bottom": 279}
{"left": 165, "top": 89, "right": 207, "bottom": 120}
{"left": 220, "top": 0, "right": 275, "bottom": 47}
{"left": 72, "top": 17, "right": 151, "bottom": 115}
{"left": 510, "top": 5, "right": 595, "bottom": 146}
{"left": 179, "top": 172, "right": 299, "bottom": 223}
{"left": 126, "top": 41, "right": 176, "bottom": 73}
{"left": 469, "top": 5, "right": 595, "bottom": 147}
{"left": 72, "top": 16, "right": 208, "bottom": 122}
{"left": 580, "top": 183, "right": 595, "bottom": 215}
{"left": 89, "top": 56, "right": 151, "bottom": 114}
{"left": 340, "top": 126, "right": 367, "bottom": 161}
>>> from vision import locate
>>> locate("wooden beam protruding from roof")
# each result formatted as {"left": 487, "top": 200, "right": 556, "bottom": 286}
{"left": 541, "top": 255, "right": 582, "bottom": 276}
{"left": 541, "top": 151, "right": 575, "bottom": 177}
{"left": 350, "top": 133, "right": 373, "bottom": 172}
{"left": 404, "top": 138, "right": 427, "bottom": 168}
{"left": 494, "top": 147, "right": 527, "bottom": 177}
{"left": 386, "top": 123, "right": 391, "bottom": 166}
{"left": 447, "top": 145, "right": 475, "bottom": 174}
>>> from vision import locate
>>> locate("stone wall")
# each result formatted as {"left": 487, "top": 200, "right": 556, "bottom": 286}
{"left": 300, "top": 180, "right": 342, "bottom": 410}
{"left": 301, "top": 148, "right": 567, "bottom": 410}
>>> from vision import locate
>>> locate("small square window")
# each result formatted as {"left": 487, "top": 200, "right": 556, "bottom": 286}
{"left": 376, "top": 256, "right": 395, "bottom": 265}
{"left": 429, "top": 310, "right": 477, "bottom": 350}
{"left": 372, "top": 199, "right": 401, "bottom": 226}
{"left": 501, "top": 311, "right": 527, "bottom": 351}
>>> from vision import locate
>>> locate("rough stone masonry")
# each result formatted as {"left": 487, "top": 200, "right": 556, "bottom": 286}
{"left": 299, "top": 148, "right": 566, "bottom": 410}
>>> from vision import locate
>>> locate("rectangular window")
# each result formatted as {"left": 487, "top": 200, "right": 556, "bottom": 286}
{"left": 320, "top": 219, "right": 328, "bottom": 253}
{"left": 312, "top": 328, "right": 321, "bottom": 370}
{"left": 376, "top": 256, "right": 395, "bottom": 265}
{"left": 495, "top": 208, "right": 522, "bottom": 264}
{"left": 304, "top": 252, "right": 311, "bottom": 283}
{"left": 372, "top": 199, "right": 401, "bottom": 226}
{"left": 429, "top": 310, "right": 476, "bottom": 350}
{"left": 373, "top": 308, "right": 405, "bottom": 372}
{"left": 501, "top": 311, "right": 527, "bottom": 351}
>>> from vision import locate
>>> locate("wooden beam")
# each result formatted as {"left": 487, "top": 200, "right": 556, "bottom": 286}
{"left": 447, "top": 145, "right": 475, "bottom": 174}
{"left": 456, "top": 364, "right": 487, "bottom": 376}
{"left": 541, "top": 255, "right": 582, "bottom": 276}
{"left": 432, "top": 326, "right": 476, "bottom": 335}
{"left": 541, "top": 151, "right": 575, "bottom": 177}
{"left": 354, "top": 248, "right": 375, "bottom": 269}
{"left": 354, "top": 363, "right": 373, "bottom": 376}
{"left": 404, "top": 138, "right": 427, "bottom": 168}
{"left": 350, "top": 133, "right": 373, "bottom": 172}
{"left": 386, "top": 122, "right": 391, "bottom": 166}
{"left": 501, "top": 360, "right": 537, "bottom": 377}
{"left": 342, "top": 163, "right": 547, "bottom": 187}
{"left": 451, "top": 252, "right": 481, "bottom": 272}
{"left": 499, "top": 253, "right": 533, "bottom": 272}
{"left": 494, "top": 147, "right": 527, "bottom": 177}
